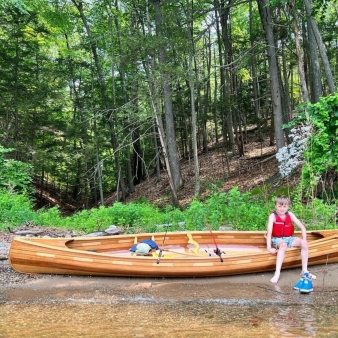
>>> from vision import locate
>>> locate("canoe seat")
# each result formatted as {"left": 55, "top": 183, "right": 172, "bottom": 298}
{"left": 187, "top": 233, "right": 200, "bottom": 254}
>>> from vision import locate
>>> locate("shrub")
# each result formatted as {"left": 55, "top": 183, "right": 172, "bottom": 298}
{"left": 0, "top": 190, "right": 35, "bottom": 229}
{"left": 0, "top": 145, "right": 33, "bottom": 194}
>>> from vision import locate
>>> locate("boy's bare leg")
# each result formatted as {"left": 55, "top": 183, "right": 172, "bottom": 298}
{"left": 301, "top": 243, "right": 309, "bottom": 274}
{"left": 270, "top": 242, "right": 287, "bottom": 283}
{"left": 292, "top": 238, "right": 309, "bottom": 275}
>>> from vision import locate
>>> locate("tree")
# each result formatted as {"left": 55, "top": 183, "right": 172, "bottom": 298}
{"left": 153, "top": 0, "right": 182, "bottom": 199}
{"left": 185, "top": 0, "right": 200, "bottom": 196}
{"left": 303, "top": 0, "right": 336, "bottom": 94}
{"left": 71, "top": 0, "right": 128, "bottom": 202}
{"left": 1, "top": 0, "right": 338, "bottom": 208}
{"left": 257, "top": 0, "right": 285, "bottom": 150}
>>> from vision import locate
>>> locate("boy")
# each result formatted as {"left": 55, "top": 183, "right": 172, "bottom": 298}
{"left": 266, "top": 195, "right": 314, "bottom": 292}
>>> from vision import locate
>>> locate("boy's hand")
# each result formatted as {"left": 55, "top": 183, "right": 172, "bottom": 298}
{"left": 268, "top": 248, "right": 277, "bottom": 254}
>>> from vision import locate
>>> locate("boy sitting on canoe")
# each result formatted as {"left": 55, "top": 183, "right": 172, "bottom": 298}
{"left": 266, "top": 195, "right": 314, "bottom": 292}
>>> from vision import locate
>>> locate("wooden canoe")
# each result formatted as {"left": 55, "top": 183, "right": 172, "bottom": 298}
{"left": 9, "top": 229, "right": 338, "bottom": 277}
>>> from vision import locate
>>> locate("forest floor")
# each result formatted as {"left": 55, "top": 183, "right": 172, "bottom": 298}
{"left": 36, "top": 132, "right": 300, "bottom": 212}
{"left": 105, "top": 135, "right": 290, "bottom": 208}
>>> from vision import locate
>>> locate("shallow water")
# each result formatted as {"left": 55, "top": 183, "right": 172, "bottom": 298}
{"left": 1, "top": 271, "right": 338, "bottom": 338}
{"left": 1, "top": 298, "right": 338, "bottom": 337}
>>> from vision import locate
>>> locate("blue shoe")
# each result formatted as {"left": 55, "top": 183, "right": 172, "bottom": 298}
{"left": 299, "top": 272, "right": 313, "bottom": 293}
{"left": 294, "top": 275, "right": 304, "bottom": 290}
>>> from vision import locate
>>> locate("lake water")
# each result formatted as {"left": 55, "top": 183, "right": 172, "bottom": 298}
{"left": 1, "top": 295, "right": 338, "bottom": 337}
{"left": 1, "top": 274, "right": 338, "bottom": 337}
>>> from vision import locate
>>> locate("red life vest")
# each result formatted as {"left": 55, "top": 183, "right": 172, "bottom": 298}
{"left": 271, "top": 211, "right": 294, "bottom": 237}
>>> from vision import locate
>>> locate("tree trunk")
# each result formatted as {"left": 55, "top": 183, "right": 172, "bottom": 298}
{"left": 152, "top": 121, "right": 161, "bottom": 182}
{"left": 71, "top": 0, "right": 127, "bottom": 201}
{"left": 281, "top": 43, "right": 292, "bottom": 120}
{"left": 306, "top": 13, "right": 323, "bottom": 102}
{"left": 153, "top": 0, "right": 182, "bottom": 193}
{"left": 142, "top": 1, "right": 180, "bottom": 206}
{"left": 257, "top": 0, "right": 285, "bottom": 149}
{"left": 249, "top": 0, "right": 262, "bottom": 140}
{"left": 215, "top": 0, "right": 235, "bottom": 151}
{"left": 303, "top": 0, "right": 336, "bottom": 94}
{"left": 203, "top": 33, "right": 211, "bottom": 154}
{"left": 186, "top": 0, "right": 200, "bottom": 196}
{"left": 213, "top": 47, "right": 219, "bottom": 143}
{"left": 113, "top": 0, "right": 135, "bottom": 195}
{"left": 293, "top": 13, "right": 309, "bottom": 103}
{"left": 94, "top": 120, "right": 104, "bottom": 206}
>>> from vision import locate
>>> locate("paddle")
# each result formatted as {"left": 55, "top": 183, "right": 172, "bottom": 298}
{"left": 204, "top": 216, "right": 224, "bottom": 263}
{"left": 156, "top": 226, "right": 169, "bottom": 264}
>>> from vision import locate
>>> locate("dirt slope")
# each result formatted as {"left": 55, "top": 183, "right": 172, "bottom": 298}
{"left": 105, "top": 137, "right": 280, "bottom": 208}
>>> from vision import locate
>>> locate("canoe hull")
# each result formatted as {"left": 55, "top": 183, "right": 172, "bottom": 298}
{"left": 9, "top": 230, "right": 338, "bottom": 277}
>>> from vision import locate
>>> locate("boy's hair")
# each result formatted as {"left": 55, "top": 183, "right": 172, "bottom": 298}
{"left": 275, "top": 195, "right": 291, "bottom": 205}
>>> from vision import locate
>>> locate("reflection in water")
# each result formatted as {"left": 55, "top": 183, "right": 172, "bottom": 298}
{"left": 270, "top": 302, "right": 338, "bottom": 337}
{"left": 269, "top": 306, "right": 317, "bottom": 337}
{"left": 1, "top": 300, "right": 338, "bottom": 338}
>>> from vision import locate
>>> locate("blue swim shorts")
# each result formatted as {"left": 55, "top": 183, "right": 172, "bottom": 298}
{"left": 271, "top": 236, "right": 298, "bottom": 249}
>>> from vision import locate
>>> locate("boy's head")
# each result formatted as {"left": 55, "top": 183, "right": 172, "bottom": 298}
{"left": 275, "top": 195, "right": 290, "bottom": 206}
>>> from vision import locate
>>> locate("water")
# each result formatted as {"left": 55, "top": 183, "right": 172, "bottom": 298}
{"left": 1, "top": 297, "right": 338, "bottom": 337}
{"left": 1, "top": 275, "right": 338, "bottom": 337}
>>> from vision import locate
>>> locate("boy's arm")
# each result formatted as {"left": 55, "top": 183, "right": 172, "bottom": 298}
{"left": 266, "top": 213, "right": 276, "bottom": 254}
{"left": 290, "top": 212, "right": 307, "bottom": 240}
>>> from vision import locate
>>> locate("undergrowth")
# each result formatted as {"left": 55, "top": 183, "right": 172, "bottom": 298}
{"left": 1, "top": 187, "right": 336, "bottom": 234}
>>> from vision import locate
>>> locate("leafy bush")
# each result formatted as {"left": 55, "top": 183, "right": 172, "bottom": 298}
{"left": 303, "top": 94, "right": 338, "bottom": 177}
{"left": 2, "top": 184, "right": 336, "bottom": 233}
{"left": 0, "top": 190, "right": 35, "bottom": 229}
{"left": 184, "top": 199, "right": 207, "bottom": 230}
{"left": 293, "top": 93, "right": 338, "bottom": 200}
{"left": 183, "top": 187, "right": 270, "bottom": 230}
{"left": 0, "top": 145, "right": 33, "bottom": 194}
{"left": 34, "top": 206, "right": 66, "bottom": 228}
{"left": 292, "top": 198, "right": 336, "bottom": 229}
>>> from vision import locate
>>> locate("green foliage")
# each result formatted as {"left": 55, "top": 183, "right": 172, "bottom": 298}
{"left": 34, "top": 206, "right": 63, "bottom": 228}
{"left": 274, "top": 186, "right": 292, "bottom": 198}
{"left": 0, "top": 145, "right": 33, "bottom": 194}
{"left": 184, "top": 199, "right": 207, "bottom": 230}
{"left": 183, "top": 187, "right": 270, "bottom": 231}
{"left": 292, "top": 198, "right": 336, "bottom": 229}
{"left": 0, "top": 0, "right": 30, "bottom": 13}
{"left": 35, "top": 201, "right": 169, "bottom": 234}
{"left": 0, "top": 190, "right": 35, "bottom": 229}
{"left": 301, "top": 93, "right": 338, "bottom": 196}
{"left": 2, "top": 185, "right": 337, "bottom": 233}
{"left": 200, "top": 175, "right": 228, "bottom": 195}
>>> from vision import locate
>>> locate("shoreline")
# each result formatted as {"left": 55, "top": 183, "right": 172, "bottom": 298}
{"left": 2, "top": 260, "right": 338, "bottom": 305}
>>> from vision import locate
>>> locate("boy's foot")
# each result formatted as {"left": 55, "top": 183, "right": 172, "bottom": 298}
{"left": 301, "top": 271, "right": 316, "bottom": 280}
{"left": 270, "top": 272, "right": 280, "bottom": 284}
{"left": 299, "top": 272, "right": 313, "bottom": 293}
